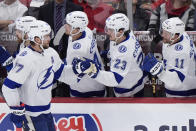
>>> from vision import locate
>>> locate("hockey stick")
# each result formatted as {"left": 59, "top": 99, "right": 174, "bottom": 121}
{"left": 149, "top": 34, "right": 162, "bottom": 96}
{"left": 22, "top": 115, "right": 35, "bottom": 131}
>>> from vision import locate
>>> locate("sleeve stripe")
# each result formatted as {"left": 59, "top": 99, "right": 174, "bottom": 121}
{"left": 114, "top": 72, "right": 147, "bottom": 93}
{"left": 112, "top": 72, "right": 123, "bottom": 84}
{"left": 169, "top": 69, "right": 185, "bottom": 82}
{"left": 25, "top": 103, "right": 50, "bottom": 112}
{"left": 54, "top": 63, "right": 64, "bottom": 80}
{"left": 165, "top": 88, "right": 196, "bottom": 96}
{"left": 3, "top": 78, "right": 22, "bottom": 89}
{"left": 70, "top": 89, "right": 105, "bottom": 97}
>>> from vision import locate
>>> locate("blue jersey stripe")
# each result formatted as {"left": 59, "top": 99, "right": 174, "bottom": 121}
{"left": 114, "top": 72, "right": 147, "bottom": 94}
{"left": 3, "top": 78, "right": 22, "bottom": 89}
{"left": 165, "top": 88, "right": 196, "bottom": 96}
{"left": 70, "top": 89, "right": 105, "bottom": 97}
{"left": 25, "top": 103, "right": 50, "bottom": 112}
{"left": 54, "top": 63, "right": 64, "bottom": 80}
{"left": 169, "top": 69, "right": 185, "bottom": 82}
{"left": 112, "top": 72, "right": 123, "bottom": 84}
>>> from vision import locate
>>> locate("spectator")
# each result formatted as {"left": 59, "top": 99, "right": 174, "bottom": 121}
{"left": 73, "top": 0, "right": 114, "bottom": 33}
{"left": 132, "top": 0, "right": 150, "bottom": 31}
{"left": 19, "top": 0, "right": 31, "bottom": 7}
{"left": 148, "top": 0, "right": 195, "bottom": 35}
{"left": 140, "top": 0, "right": 165, "bottom": 11}
{"left": 0, "top": 0, "right": 27, "bottom": 31}
{"left": 38, "top": 0, "right": 83, "bottom": 97}
{"left": 112, "top": 0, "right": 150, "bottom": 31}
{"left": 23, "top": 0, "right": 46, "bottom": 18}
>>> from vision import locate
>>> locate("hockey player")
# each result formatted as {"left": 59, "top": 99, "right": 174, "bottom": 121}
{"left": 0, "top": 16, "right": 37, "bottom": 72}
{"left": 0, "top": 16, "right": 36, "bottom": 72}
{"left": 63, "top": 11, "right": 105, "bottom": 97}
{"left": 12, "top": 16, "right": 37, "bottom": 55}
{"left": 142, "top": 17, "right": 196, "bottom": 97}
{"left": 2, "top": 20, "right": 60, "bottom": 130}
{"left": 73, "top": 13, "right": 147, "bottom": 97}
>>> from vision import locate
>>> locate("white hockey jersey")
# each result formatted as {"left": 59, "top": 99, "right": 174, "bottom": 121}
{"left": 2, "top": 46, "right": 67, "bottom": 116}
{"left": 94, "top": 31, "right": 147, "bottom": 97}
{"left": 159, "top": 32, "right": 196, "bottom": 97}
{"left": 65, "top": 27, "right": 105, "bottom": 97}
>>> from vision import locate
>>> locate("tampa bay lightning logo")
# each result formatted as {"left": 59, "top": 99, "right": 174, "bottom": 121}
{"left": 175, "top": 44, "right": 183, "bottom": 51}
{"left": 118, "top": 45, "right": 127, "bottom": 53}
{"left": 73, "top": 43, "right": 81, "bottom": 49}
{"left": 37, "top": 66, "right": 54, "bottom": 90}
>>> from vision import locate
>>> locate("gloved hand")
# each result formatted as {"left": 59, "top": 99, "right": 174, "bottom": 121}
{"left": 10, "top": 105, "right": 25, "bottom": 128}
{"left": 0, "top": 46, "right": 13, "bottom": 72}
{"left": 72, "top": 57, "right": 99, "bottom": 78}
{"left": 142, "top": 53, "right": 163, "bottom": 76}
{"left": 72, "top": 57, "right": 85, "bottom": 75}
{"left": 0, "top": 46, "right": 12, "bottom": 65}
{"left": 100, "top": 50, "right": 108, "bottom": 58}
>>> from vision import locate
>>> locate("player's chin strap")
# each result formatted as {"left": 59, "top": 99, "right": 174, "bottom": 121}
{"left": 34, "top": 38, "right": 44, "bottom": 55}
{"left": 70, "top": 27, "right": 81, "bottom": 37}
{"left": 114, "top": 30, "right": 124, "bottom": 43}
{"left": 40, "top": 41, "right": 45, "bottom": 55}
{"left": 169, "top": 33, "right": 181, "bottom": 45}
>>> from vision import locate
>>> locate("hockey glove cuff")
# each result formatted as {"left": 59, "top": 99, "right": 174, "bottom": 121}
{"left": 10, "top": 105, "right": 25, "bottom": 128}
{"left": 142, "top": 53, "right": 163, "bottom": 76}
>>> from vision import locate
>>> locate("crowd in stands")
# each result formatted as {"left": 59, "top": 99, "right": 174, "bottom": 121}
{"left": 0, "top": 0, "right": 196, "bottom": 97}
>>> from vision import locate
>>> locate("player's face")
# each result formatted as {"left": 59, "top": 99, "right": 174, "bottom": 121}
{"left": 161, "top": 30, "right": 172, "bottom": 44}
{"left": 105, "top": 28, "right": 116, "bottom": 41}
{"left": 65, "top": 24, "right": 79, "bottom": 35}
{"left": 15, "top": 29, "right": 23, "bottom": 43}
{"left": 42, "top": 34, "right": 51, "bottom": 49}
{"left": 105, "top": 28, "right": 123, "bottom": 41}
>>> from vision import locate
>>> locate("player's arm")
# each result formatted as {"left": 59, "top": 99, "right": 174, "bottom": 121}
{"left": 94, "top": 70, "right": 123, "bottom": 87}
{"left": 2, "top": 58, "right": 31, "bottom": 106}
{"left": 57, "top": 62, "right": 78, "bottom": 85}
{"left": 142, "top": 53, "right": 189, "bottom": 89}
{"left": 52, "top": 51, "right": 78, "bottom": 85}
{"left": 2, "top": 57, "right": 31, "bottom": 128}
{"left": 73, "top": 57, "right": 127, "bottom": 87}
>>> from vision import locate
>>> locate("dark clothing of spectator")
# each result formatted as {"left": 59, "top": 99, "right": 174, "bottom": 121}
{"left": 133, "top": 4, "right": 150, "bottom": 31}
{"left": 24, "top": 7, "right": 40, "bottom": 18}
{"left": 38, "top": 0, "right": 83, "bottom": 59}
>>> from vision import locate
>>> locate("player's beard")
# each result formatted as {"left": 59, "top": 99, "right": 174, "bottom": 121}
{"left": 16, "top": 35, "right": 23, "bottom": 44}
{"left": 17, "top": 38, "right": 23, "bottom": 44}
{"left": 42, "top": 43, "right": 49, "bottom": 49}
{"left": 162, "top": 38, "right": 171, "bottom": 44}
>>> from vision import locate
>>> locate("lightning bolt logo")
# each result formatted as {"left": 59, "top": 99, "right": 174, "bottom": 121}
{"left": 37, "top": 66, "right": 54, "bottom": 90}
